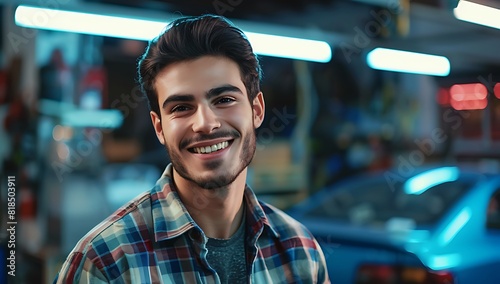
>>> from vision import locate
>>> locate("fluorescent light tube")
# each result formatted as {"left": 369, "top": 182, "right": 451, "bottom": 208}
{"left": 15, "top": 5, "right": 165, "bottom": 41}
{"left": 454, "top": 0, "right": 500, "bottom": 30}
{"left": 245, "top": 32, "right": 331, "bottom": 63}
{"left": 14, "top": 5, "right": 331, "bottom": 63}
{"left": 367, "top": 47, "right": 450, "bottom": 76}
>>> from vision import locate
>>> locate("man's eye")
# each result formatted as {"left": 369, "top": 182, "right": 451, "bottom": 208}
{"left": 171, "top": 105, "right": 189, "bottom": 112}
{"left": 216, "top": 97, "right": 235, "bottom": 104}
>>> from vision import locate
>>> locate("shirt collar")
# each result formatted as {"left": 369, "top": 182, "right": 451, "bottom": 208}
{"left": 243, "top": 184, "right": 280, "bottom": 240}
{"left": 150, "top": 164, "right": 280, "bottom": 242}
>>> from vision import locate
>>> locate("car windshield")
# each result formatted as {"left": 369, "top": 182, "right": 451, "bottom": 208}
{"left": 306, "top": 173, "right": 478, "bottom": 227}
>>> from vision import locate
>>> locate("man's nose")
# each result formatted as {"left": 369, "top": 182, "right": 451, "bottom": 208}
{"left": 191, "top": 105, "right": 221, "bottom": 133}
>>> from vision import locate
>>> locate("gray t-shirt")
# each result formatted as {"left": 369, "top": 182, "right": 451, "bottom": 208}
{"left": 206, "top": 214, "right": 247, "bottom": 284}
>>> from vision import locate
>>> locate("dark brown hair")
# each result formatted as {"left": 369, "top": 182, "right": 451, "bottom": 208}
{"left": 137, "top": 14, "right": 262, "bottom": 115}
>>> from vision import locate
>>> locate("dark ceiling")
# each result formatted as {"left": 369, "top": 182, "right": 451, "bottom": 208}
{"left": 86, "top": 0, "right": 341, "bottom": 18}
{"left": 85, "top": 0, "right": 500, "bottom": 76}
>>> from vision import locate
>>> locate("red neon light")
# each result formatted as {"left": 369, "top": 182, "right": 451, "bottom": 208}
{"left": 450, "top": 99, "right": 488, "bottom": 110}
{"left": 450, "top": 83, "right": 488, "bottom": 110}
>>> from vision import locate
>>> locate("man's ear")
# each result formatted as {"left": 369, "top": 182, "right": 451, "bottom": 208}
{"left": 252, "top": 92, "right": 265, "bottom": 128}
{"left": 150, "top": 111, "right": 166, "bottom": 145}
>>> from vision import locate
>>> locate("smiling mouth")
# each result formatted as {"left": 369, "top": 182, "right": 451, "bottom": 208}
{"left": 189, "top": 140, "right": 231, "bottom": 154}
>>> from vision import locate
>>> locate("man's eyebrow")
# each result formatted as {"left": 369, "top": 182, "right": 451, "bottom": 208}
{"left": 162, "top": 94, "right": 195, "bottom": 109}
{"left": 161, "top": 85, "right": 243, "bottom": 109}
{"left": 206, "top": 84, "right": 244, "bottom": 99}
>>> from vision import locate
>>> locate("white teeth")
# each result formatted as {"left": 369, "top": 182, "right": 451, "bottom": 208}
{"left": 193, "top": 141, "right": 229, "bottom": 154}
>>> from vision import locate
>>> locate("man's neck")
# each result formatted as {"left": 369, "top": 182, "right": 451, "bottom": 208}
{"left": 172, "top": 169, "right": 247, "bottom": 239}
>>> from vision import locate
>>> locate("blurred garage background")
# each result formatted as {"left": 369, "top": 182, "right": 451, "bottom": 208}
{"left": 0, "top": 0, "right": 499, "bottom": 283}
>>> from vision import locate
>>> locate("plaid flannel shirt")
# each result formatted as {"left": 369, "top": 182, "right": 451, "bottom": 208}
{"left": 55, "top": 164, "right": 330, "bottom": 283}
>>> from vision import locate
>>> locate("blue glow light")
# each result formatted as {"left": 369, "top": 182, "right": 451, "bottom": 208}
{"left": 367, "top": 48, "right": 450, "bottom": 76}
{"left": 404, "top": 167, "right": 460, "bottom": 195}
{"left": 15, "top": 5, "right": 332, "bottom": 63}
{"left": 427, "top": 253, "right": 461, "bottom": 270}
{"left": 38, "top": 99, "right": 123, "bottom": 128}
{"left": 439, "top": 207, "right": 471, "bottom": 246}
{"left": 61, "top": 110, "right": 123, "bottom": 128}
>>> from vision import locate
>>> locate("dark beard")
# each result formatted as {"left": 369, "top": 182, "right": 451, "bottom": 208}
{"left": 166, "top": 128, "right": 256, "bottom": 190}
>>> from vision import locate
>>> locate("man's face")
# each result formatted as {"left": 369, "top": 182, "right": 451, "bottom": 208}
{"left": 151, "top": 56, "right": 265, "bottom": 189}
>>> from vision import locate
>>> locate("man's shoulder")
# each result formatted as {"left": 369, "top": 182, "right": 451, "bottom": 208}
{"left": 258, "top": 200, "right": 315, "bottom": 240}
{"left": 70, "top": 190, "right": 153, "bottom": 256}
{"left": 55, "top": 190, "right": 156, "bottom": 283}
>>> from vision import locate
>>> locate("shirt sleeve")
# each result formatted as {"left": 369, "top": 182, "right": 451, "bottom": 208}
{"left": 314, "top": 238, "right": 331, "bottom": 284}
{"left": 55, "top": 252, "right": 108, "bottom": 284}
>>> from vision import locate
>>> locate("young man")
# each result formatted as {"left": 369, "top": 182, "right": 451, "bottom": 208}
{"left": 55, "top": 15, "right": 329, "bottom": 283}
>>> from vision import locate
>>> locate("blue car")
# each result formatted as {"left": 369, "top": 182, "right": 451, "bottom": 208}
{"left": 288, "top": 166, "right": 500, "bottom": 284}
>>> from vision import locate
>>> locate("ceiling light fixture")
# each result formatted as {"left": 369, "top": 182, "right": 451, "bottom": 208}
{"left": 366, "top": 47, "right": 450, "bottom": 76}
{"left": 454, "top": 0, "right": 500, "bottom": 30}
{"left": 14, "top": 5, "right": 332, "bottom": 63}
